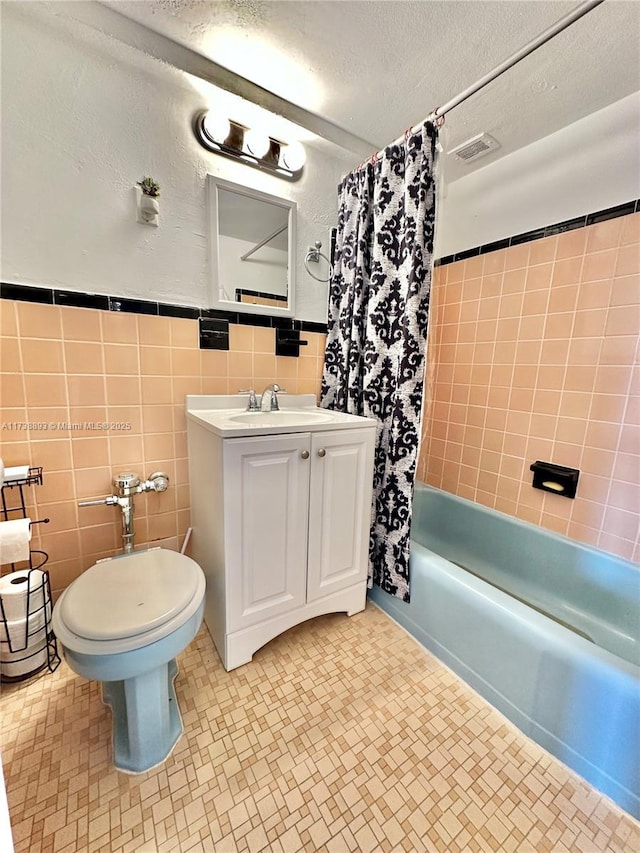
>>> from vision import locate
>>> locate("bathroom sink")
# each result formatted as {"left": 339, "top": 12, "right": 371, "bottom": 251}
{"left": 228, "top": 410, "right": 333, "bottom": 427}
{"left": 185, "top": 394, "right": 376, "bottom": 438}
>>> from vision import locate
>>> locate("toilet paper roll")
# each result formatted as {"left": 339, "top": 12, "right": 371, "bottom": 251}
{"left": 0, "top": 603, "right": 50, "bottom": 652}
{"left": 2, "top": 466, "right": 30, "bottom": 484}
{"left": 0, "top": 641, "right": 47, "bottom": 679}
{"left": 0, "top": 518, "right": 32, "bottom": 565}
{"left": 0, "top": 569, "right": 46, "bottom": 622}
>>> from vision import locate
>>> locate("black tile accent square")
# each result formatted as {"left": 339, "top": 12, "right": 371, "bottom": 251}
{"left": 199, "top": 317, "right": 229, "bottom": 350}
{"left": 275, "top": 328, "right": 309, "bottom": 357}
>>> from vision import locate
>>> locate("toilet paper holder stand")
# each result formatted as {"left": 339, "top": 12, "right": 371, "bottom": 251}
{"left": 1, "top": 465, "right": 44, "bottom": 519}
{"left": 1, "top": 468, "right": 60, "bottom": 682}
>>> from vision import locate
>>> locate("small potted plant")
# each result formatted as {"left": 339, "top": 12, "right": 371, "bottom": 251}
{"left": 137, "top": 176, "right": 160, "bottom": 223}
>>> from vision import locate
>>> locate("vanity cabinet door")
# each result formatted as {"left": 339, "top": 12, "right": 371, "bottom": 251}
{"left": 223, "top": 433, "right": 310, "bottom": 631}
{"left": 306, "top": 428, "right": 375, "bottom": 603}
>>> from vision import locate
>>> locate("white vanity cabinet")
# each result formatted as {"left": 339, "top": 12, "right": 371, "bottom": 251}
{"left": 186, "top": 396, "right": 376, "bottom": 671}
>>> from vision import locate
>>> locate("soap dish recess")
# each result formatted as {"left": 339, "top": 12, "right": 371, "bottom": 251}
{"left": 530, "top": 461, "right": 579, "bottom": 499}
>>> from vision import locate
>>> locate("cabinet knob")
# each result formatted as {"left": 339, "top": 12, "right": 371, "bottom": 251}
{"left": 301, "top": 450, "right": 310, "bottom": 459}
{"left": 317, "top": 448, "right": 326, "bottom": 458}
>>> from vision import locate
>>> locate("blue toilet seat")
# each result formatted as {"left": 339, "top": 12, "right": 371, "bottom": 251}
{"left": 53, "top": 549, "right": 205, "bottom": 654}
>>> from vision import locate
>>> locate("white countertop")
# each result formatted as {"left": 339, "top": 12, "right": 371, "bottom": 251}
{"left": 185, "top": 394, "right": 376, "bottom": 438}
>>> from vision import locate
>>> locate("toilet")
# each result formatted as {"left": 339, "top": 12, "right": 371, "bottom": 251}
{"left": 52, "top": 548, "right": 206, "bottom": 773}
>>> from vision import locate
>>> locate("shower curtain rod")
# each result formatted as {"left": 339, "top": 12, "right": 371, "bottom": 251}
{"left": 381, "top": 0, "right": 605, "bottom": 154}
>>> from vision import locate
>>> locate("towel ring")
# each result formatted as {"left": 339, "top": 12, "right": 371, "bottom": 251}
{"left": 304, "top": 241, "right": 331, "bottom": 282}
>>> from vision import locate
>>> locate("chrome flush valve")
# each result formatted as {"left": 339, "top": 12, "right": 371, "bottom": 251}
{"left": 139, "top": 471, "right": 170, "bottom": 493}
{"left": 112, "top": 472, "right": 141, "bottom": 495}
{"left": 112, "top": 471, "right": 170, "bottom": 496}
{"left": 78, "top": 470, "right": 171, "bottom": 553}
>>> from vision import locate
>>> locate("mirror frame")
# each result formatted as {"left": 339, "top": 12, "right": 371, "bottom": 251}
{"left": 206, "top": 175, "right": 297, "bottom": 318}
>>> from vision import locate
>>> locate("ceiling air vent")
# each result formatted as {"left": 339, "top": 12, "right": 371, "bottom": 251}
{"left": 449, "top": 133, "right": 500, "bottom": 163}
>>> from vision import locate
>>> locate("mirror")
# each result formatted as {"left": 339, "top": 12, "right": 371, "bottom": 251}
{"left": 207, "top": 175, "right": 296, "bottom": 317}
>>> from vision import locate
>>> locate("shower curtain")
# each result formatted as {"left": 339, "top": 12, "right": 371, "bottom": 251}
{"left": 320, "top": 122, "right": 437, "bottom": 602}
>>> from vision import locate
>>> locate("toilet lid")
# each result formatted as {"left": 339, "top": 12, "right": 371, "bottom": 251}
{"left": 59, "top": 549, "right": 203, "bottom": 641}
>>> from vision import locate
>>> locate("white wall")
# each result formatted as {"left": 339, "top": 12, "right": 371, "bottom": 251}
{"left": 218, "top": 235, "right": 288, "bottom": 300}
{"left": 0, "top": 3, "right": 355, "bottom": 323}
{"left": 4, "top": 4, "right": 639, "bottom": 311}
{"left": 436, "top": 92, "right": 640, "bottom": 258}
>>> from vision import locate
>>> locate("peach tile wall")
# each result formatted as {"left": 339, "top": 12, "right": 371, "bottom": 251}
{"left": 0, "top": 301, "right": 326, "bottom": 595}
{"left": 418, "top": 211, "right": 640, "bottom": 563}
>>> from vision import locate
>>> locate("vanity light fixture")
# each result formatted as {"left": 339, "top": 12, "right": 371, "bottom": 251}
{"left": 194, "top": 110, "right": 306, "bottom": 181}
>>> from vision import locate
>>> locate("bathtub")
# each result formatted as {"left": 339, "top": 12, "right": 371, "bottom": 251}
{"left": 369, "top": 484, "right": 640, "bottom": 818}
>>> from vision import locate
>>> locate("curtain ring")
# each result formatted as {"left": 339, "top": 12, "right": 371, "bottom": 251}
{"left": 304, "top": 241, "right": 331, "bottom": 283}
{"left": 432, "top": 110, "right": 446, "bottom": 128}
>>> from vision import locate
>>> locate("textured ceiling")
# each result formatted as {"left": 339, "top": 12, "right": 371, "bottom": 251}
{"left": 102, "top": 0, "right": 640, "bottom": 182}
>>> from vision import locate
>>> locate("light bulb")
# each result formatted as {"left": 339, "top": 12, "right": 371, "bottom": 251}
{"left": 244, "top": 128, "right": 270, "bottom": 159}
{"left": 279, "top": 141, "right": 306, "bottom": 172}
{"left": 202, "top": 112, "right": 230, "bottom": 144}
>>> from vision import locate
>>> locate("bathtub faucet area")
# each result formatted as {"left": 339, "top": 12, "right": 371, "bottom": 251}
{"left": 78, "top": 471, "right": 170, "bottom": 553}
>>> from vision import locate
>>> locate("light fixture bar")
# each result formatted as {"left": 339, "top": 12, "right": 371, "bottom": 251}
{"left": 193, "top": 111, "right": 305, "bottom": 182}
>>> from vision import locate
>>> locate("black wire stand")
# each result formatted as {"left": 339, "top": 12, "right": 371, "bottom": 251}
{"left": 1, "top": 467, "right": 60, "bottom": 682}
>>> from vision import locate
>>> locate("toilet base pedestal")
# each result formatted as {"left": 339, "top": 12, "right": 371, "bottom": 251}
{"left": 102, "top": 658, "right": 183, "bottom": 773}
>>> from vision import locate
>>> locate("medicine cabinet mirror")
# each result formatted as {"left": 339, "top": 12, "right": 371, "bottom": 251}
{"left": 207, "top": 175, "right": 296, "bottom": 317}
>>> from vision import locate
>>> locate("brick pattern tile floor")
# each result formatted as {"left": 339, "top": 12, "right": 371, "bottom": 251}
{"left": 2, "top": 604, "right": 638, "bottom": 852}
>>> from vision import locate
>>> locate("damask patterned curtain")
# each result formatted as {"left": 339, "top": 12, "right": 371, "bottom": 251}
{"left": 320, "top": 122, "right": 437, "bottom": 602}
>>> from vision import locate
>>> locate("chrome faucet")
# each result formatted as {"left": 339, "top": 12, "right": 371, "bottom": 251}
{"left": 238, "top": 385, "right": 286, "bottom": 412}
{"left": 261, "top": 383, "right": 284, "bottom": 411}
{"left": 78, "top": 471, "right": 169, "bottom": 553}
{"left": 239, "top": 389, "right": 260, "bottom": 411}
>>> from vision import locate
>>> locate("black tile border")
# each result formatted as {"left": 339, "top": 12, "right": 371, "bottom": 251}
{"left": 434, "top": 198, "right": 639, "bottom": 267}
{"left": 586, "top": 200, "right": 636, "bottom": 225}
{"left": 296, "top": 320, "right": 328, "bottom": 334}
{"left": 159, "top": 303, "right": 200, "bottom": 320}
{"left": 1, "top": 282, "right": 54, "bottom": 304}
{"left": 54, "top": 290, "right": 110, "bottom": 311}
{"left": 108, "top": 296, "right": 159, "bottom": 315}
{"left": 235, "top": 288, "right": 288, "bottom": 304}
{"left": 0, "top": 282, "right": 329, "bottom": 334}
{"left": 480, "top": 238, "right": 510, "bottom": 255}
